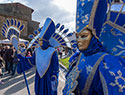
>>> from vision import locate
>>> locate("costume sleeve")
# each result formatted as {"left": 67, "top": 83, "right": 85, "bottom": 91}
{"left": 17, "top": 53, "right": 35, "bottom": 74}
{"left": 50, "top": 51, "right": 59, "bottom": 94}
{"left": 99, "top": 55, "right": 125, "bottom": 95}
{"left": 69, "top": 51, "right": 80, "bottom": 63}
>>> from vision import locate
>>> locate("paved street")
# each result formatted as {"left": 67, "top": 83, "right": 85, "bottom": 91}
{"left": 0, "top": 66, "right": 66, "bottom": 95}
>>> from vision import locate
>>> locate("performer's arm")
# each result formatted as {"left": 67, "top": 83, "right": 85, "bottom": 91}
{"left": 17, "top": 53, "right": 35, "bottom": 74}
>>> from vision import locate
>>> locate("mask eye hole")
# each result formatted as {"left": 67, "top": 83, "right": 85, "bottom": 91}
{"left": 81, "top": 35, "right": 88, "bottom": 38}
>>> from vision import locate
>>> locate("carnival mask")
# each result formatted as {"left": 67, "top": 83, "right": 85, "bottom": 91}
{"left": 76, "top": 29, "right": 92, "bottom": 51}
{"left": 38, "top": 38, "right": 43, "bottom": 46}
{"left": 38, "top": 38, "right": 50, "bottom": 50}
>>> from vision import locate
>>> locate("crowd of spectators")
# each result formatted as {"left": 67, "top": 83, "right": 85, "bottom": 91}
{"left": 0, "top": 44, "right": 34, "bottom": 84}
{"left": 57, "top": 46, "right": 72, "bottom": 59}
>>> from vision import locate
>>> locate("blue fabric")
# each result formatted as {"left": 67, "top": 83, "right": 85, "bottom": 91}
{"left": 17, "top": 50, "right": 59, "bottom": 95}
{"left": 76, "top": 0, "right": 107, "bottom": 37}
{"left": 63, "top": 36, "right": 125, "bottom": 95}
{"left": 65, "top": 49, "right": 80, "bottom": 78}
{"left": 99, "top": 7, "right": 125, "bottom": 57}
{"left": 76, "top": 52, "right": 105, "bottom": 95}
{"left": 69, "top": 50, "right": 80, "bottom": 63}
{"left": 39, "top": 18, "right": 55, "bottom": 41}
{"left": 35, "top": 47, "right": 55, "bottom": 78}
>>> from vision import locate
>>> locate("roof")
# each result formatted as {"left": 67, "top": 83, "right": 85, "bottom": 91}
{"left": 0, "top": 2, "right": 34, "bottom": 13}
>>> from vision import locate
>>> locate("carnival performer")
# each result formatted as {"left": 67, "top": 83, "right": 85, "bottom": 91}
{"left": 63, "top": 25, "right": 125, "bottom": 95}
{"left": 17, "top": 18, "right": 59, "bottom": 95}
{"left": 63, "top": 0, "right": 125, "bottom": 95}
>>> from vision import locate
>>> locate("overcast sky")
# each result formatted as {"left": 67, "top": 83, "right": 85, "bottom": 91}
{"left": 0, "top": 0, "right": 77, "bottom": 32}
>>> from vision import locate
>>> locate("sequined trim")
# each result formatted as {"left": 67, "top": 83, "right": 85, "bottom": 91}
{"left": 28, "top": 59, "right": 34, "bottom": 67}
{"left": 109, "top": 70, "right": 125, "bottom": 92}
{"left": 88, "top": 0, "right": 99, "bottom": 30}
{"left": 99, "top": 71, "right": 108, "bottom": 95}
{"left": 63, "top": 53, "right": 82, "bottom": 95}
{"left": 103, "top": 21, "right": 125, "bottom": 33}
{"left": 82, "top": 53, "right": 108, "bottom": 95}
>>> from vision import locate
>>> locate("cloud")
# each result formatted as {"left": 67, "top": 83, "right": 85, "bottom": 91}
{"left": 0, "top": 0, "right": 77, "bottom": 32}
{"left": 26, "top": 0, "right": 76, "bottom": 32}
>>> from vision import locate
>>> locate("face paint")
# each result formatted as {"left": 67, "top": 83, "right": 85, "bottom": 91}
{"left": 76, "top": 29, "right": 92, "bottom": 51}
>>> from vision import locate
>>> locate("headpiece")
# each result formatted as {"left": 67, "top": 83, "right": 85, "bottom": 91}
{"left": 27, "top": 18, "right": 55, "bottom": 49}
{"left": 76, "top": 0, "right": 108, "bottom": 38}
{"left": 49, "top": 23, "right": 77, "bottom": 52}
{"left": 1, "top": 18, "right": 25, "bottom": 50}
{"left": 99, "top": 0, "right": 125, "bottom": 58}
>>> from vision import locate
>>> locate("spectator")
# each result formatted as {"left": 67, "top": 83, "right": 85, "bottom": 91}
{"left": 59, "top": 47, "right": 63, "bottom": 58}
{"left": 5, "top": 45, "right": 14, "bottom": 74}
{"left": 0, "top": 55, "right": 4, "bottom": 84}
{"left": 26, "top": 51, "right": 32, "bottom": 57}
{"left": 11, "top": 48, "right": 18, "bottom": 76}
{"left": 4, "top": 46, "right": 9, "bottom": 71}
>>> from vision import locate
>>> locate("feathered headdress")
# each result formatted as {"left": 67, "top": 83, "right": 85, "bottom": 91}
{"left": 1, "top": 18, "right": 25, "bottom": 50}
{"left": 28, "top": 22, "right": 77, "bottom": 52}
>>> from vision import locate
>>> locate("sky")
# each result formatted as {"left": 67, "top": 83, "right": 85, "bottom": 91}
{"left": 0, "top": 0, "right": 77, "bottom": 32}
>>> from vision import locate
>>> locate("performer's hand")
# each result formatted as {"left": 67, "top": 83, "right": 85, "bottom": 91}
{"left": 17, "top": 54, "right": 23, "bottom": 62}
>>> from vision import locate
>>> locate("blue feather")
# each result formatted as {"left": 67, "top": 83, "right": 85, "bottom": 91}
{"left": 67, "top": 33, "right": 73, "bottom": 37}
{"left": 2, "top": 33, "right": 5, "bottom": 37}
{"left": 33, "top": 30, "right": 39, "bottom": 35}
{"left": 35, "top": 40, "right": 39, "bottom": 44}
{"left": 57, "top": 37, "right": 63, "bottom": 41}
{"left": 72, "top": 44, "right": 77, "bottom": 48}
{"left": 55, "top": 34, "right": 60, "bottom": 39}
{"left": 59, "top": 25, "right": 64, "bottom": 31}
{"left": 24, "top": 42, "right": 29, "bottom": 45}
{"left": 11, "top": 19, "right": 14, "bottom": 25}
{"left": 28, "top": 34, "right": 34, "bottom": 39}
{"left": 17, "top": 21, "right": 20, "bottom": 28}
{"left": 6, "top": 19, "right": 10, "bottom": 26}
{"left": 7, "top": 35, "right": 10, "bottom": 40}
{"left": 4, "top": 24, "right": 7, "bottom": 28}
{"left": 63, "top": 29, "right": 69, "bottom": 34}
{"left": 61, "top": 43, "right": 66, "bottom": 46}
{"left": 3, "top": 26, "right": 7, "bottom": 31}
{"left": 71, "top": 40, "right": 76, "bottom": 43}
{"left": 52, "top": 33, "right": 57, "bottom": 37}
{"left": 20, "top": 25, "right": 24, "bottom": 31}
{"left": 38, "top": 28, "right": 42, "bottom": 32}
{"left": 2, "top": 29, "right": 5, "bottom": 34}
{"left": 60, "top": 39, "right": 65, "bottom": 43}
{"left": 32, "top": 43, "right": 37, "bottom": 46}
{"left": 55, "top": 23, "right": 60, "bottom": 29}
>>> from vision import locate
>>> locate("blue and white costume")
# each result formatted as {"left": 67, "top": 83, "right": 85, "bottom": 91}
{"left": 63, "top": 0, "right": 125, "bottom": 95}
{"left": 17, "top": 18, "right": 59, "bottom": 95}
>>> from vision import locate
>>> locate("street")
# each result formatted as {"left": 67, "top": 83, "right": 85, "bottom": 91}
{"left": 0, "top": 66, "right": 66, "bottom": 95}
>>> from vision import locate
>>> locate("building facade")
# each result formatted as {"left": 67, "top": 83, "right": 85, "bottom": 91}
{"left": 0, "top": 3, "right": 40, "bottom": 40}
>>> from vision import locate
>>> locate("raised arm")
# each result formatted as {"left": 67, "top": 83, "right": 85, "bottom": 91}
{"left": 17, "top": 53, "right": 35, "bottom": 74}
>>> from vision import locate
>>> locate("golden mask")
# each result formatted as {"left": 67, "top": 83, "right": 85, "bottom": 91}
{"left": 76, "top": 29, "right": 92, "bottom": 51}
{"left": 38, "top": 38, "right": 43, "bottom": 46}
